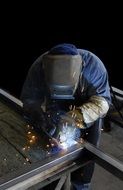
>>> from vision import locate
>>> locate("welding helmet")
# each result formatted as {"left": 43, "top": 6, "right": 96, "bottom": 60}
{"left": 42, "top": 44, "right": 82, "bottom": 99}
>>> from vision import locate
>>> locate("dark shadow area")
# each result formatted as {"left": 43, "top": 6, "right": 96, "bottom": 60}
{"left": 0, "top": 14, "right": 122, "bottom": 97}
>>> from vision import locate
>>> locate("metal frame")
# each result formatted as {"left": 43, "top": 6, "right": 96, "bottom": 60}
{"left": 0, "top": 141, "right": 123, "bottom": 190}
{"left": 109, "top": 86, "right": 123, "bottom": 127}
{"left": 85, "top": 142, "right": 123, "bottom": 180}
{"left": 0, "top": 143, "right": 85, "bottom": 189}
{"left": 0, "top": 88, "right": 123, "bottom": 190}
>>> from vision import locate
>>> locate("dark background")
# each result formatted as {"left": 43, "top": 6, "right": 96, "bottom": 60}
{"left": 0, "top": 32, "right": 122, "bottom": 98}
{"left": 0, "top": 5, "right": 122, "bottom": 98}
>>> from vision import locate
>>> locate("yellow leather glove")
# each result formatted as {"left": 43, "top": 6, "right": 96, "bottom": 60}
{"left": 66, "top": 108, "right": 85, "bottom": 129}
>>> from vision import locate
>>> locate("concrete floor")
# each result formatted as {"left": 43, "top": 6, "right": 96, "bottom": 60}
{"left": 91, "top": 122, "right": 123, "bottom": 190}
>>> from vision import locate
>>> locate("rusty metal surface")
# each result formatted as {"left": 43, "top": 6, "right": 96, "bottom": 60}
{"left": 0, "top": 96, "right": 84, "bottom": 189}
{"left": 0, "top": 100, "right": 53, "bottom": 178}
{"left": 0, "top": 88, "right": 85, "bottom": 190}
{"left": 0, "top": 92, "right": 85, "bottom": 190}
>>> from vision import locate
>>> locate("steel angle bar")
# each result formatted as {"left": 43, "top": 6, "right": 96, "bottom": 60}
{"left": 84, "top": 142, "right": 123, "bottom": 180}
{"left": 0, "top": 144, "right": 84, "bottom": 190}
{"left": 27, "top": 160, "right": 92, "bottom": 190}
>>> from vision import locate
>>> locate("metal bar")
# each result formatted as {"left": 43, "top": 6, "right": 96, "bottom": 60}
{"left": 84, "top": 142, "right": 123, "bottom": 180}
{"left": 0, "top": 89, "right": 23, "bottom": 107}
{"left": 0, "top": 89, "right": 23, "bottom": 114}
{"left": 108, "top": 117, "right": 123, "bottom": 128}
{"left": 0, "top": 138, "right": 123, "bottom": 189}
{"left": 63, "top": 173, "right": 71, "bottom": 190}
{"left": 112, "top": 86, "right": 123, "bottom": 98}
{"left": 0, "top": 144, "right": 84, "bottom": 190}
{"left": 1, "top": 141, "right": 123, "bottom": 189}
{"left": 55, "top": 175, "right": 67, "bottom": 190}
{"left": 26, "top": 160, "right": 92, "bottom": 190}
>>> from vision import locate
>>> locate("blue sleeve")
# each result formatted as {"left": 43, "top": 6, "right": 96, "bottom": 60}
{"left": 81, "top": 50, "right": 111, "bottom": 104}
{"left": 87, "top": 69, "right": 111, "bottom": 103}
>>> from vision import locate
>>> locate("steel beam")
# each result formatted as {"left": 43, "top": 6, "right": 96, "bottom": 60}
{"left": 84, "top": 142, "right": 123, "bottom": 180}
{"left": 0, "top": 144, "right": 84, "bottom": 190}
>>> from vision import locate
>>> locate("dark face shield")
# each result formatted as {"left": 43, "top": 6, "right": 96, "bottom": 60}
{"left": 42, "top": 54, "right": 82, "bottom": 99}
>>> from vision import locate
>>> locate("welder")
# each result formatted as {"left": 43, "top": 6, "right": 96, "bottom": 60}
{"left": 20, "top": 44, "right": 111, "bottom": 190}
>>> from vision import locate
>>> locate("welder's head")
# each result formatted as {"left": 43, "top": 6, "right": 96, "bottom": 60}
{"left": 42, "top": 43, "right": 82, "bottom": 100}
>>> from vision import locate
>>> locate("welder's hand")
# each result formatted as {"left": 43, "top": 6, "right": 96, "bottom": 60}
{"left": 54, "top": 113, "right": 82, "bottom": 143}
{"left": 45, "top": 118, "right": 57, "bottom": 136}
{"left": 45, "top": 110, "right": 68, "bottom": 138}
{"left": 66, "top": 108, "right": 85, "bottom": 129}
